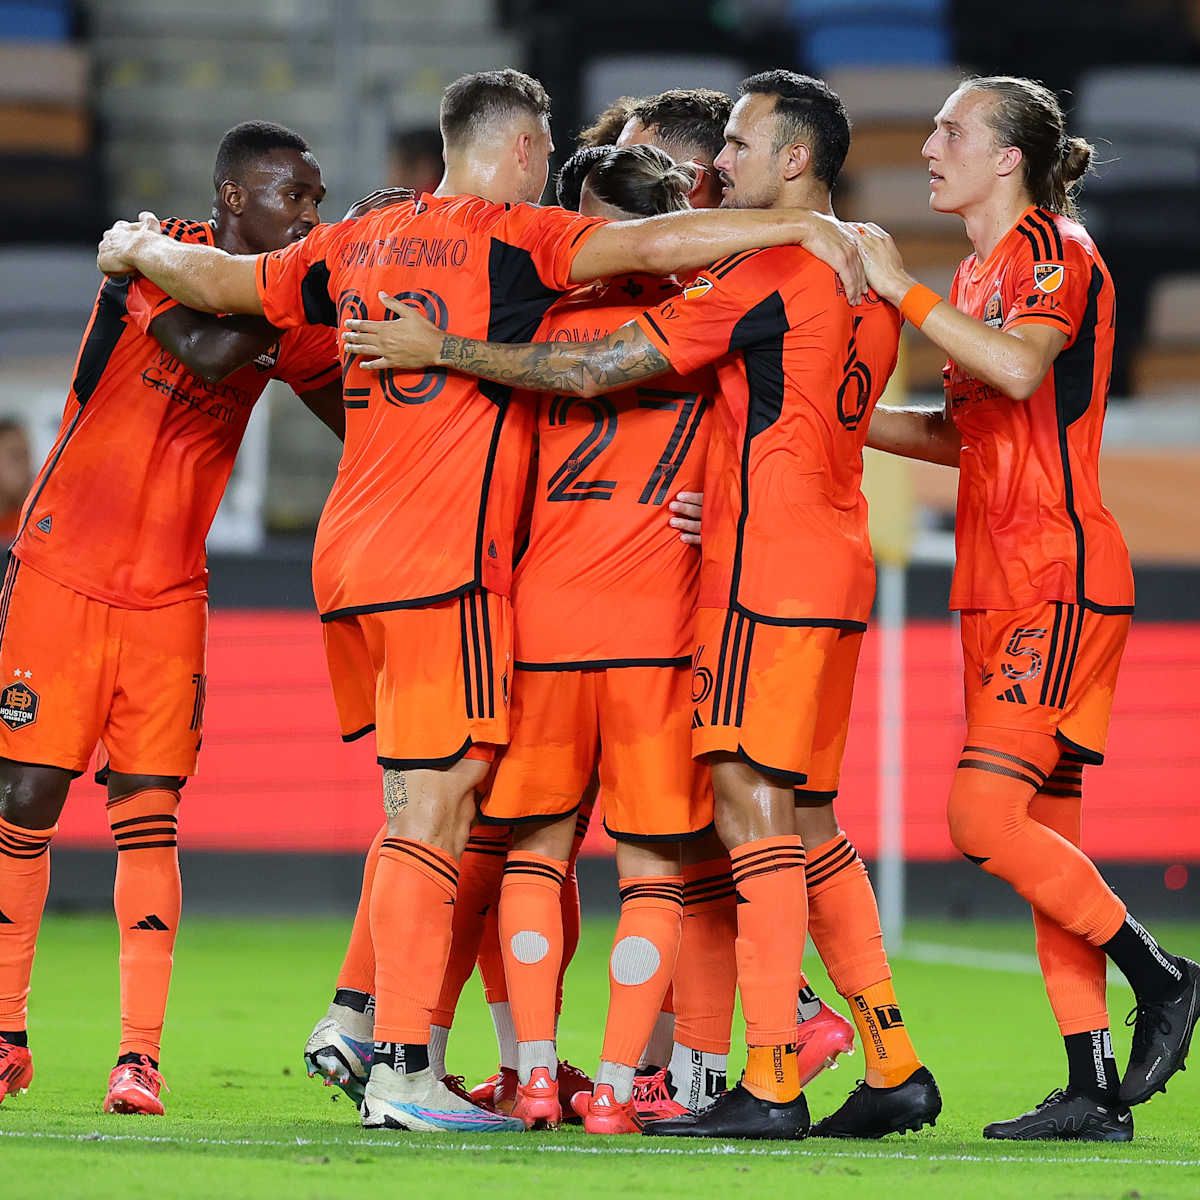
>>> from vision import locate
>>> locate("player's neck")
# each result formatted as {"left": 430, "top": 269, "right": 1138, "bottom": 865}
{"left": 962, "top": 193, "right": 1032, "bottom": 264}
{"left": 437, "top": 159, "right": 521, "bottom": 205}
{"left": 769, "top": 186, "right": 833, "bottom": 218}
{"left": 211, "top": 218, "right": 258, "bottom": 257}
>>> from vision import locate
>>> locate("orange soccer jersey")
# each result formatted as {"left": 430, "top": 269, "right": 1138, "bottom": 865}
{"left": 253, "top": 194, "right": 606, "bottom": 623}
{"left": 635, "top": 247, "right": 902, "bottom": 627}
{"left": 12, "top": 218, "right": 340, "bottom": 610}
{"left": 945, "top": 206, "right": 1134, "bottom": 613}
{"left": 512, "top": 275, "right": 714, "bottom": 667}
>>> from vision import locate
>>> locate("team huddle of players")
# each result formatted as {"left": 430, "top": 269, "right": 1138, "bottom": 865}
{"left": 0, "top": 64, "right": 1196, "bottom": 1145}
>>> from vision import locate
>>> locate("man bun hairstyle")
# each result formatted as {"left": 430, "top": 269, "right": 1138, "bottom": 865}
{"left": 440, "top": 68, "right": 551, "bottom": 149}
{"left": 738, "top": 70, "right": 851, "bottom": 189}
{"left": 557, "top": 144, "right": 614, "bottom": 210}
{"left": 585, "top": 144, "right": 694, "bottom": 217}
{"left": 213, "top": 121, "right": 310, "bottom": 191}
{"left": 629, "top": 88, "right": 733, "bottom": 163}
{"left": 961, "top": 75, "right": 1093, "bottom": 218}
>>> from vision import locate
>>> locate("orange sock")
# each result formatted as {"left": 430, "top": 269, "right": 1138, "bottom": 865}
{"left": 478, "top": 902, "right": 507, "bottom": 1004}
{"left": 846, "top": 979, "right": 920, "bottom": 1088}
{"left": 729, "top": 836, "right": 807, "bottom": 1048}
{"left": 949, "top": 732, "right": 1126, "bottom": 944}
{"left": 557, "top": 802, "right": 593, "bottom": 1016}
{"left": 0, "top": 814, "right": 55, "bottom": 1036}
{"left": 673, "top": 858, "right": 737, "bottom": 1054}
{"left": 108, "top": 789, "right": 181, "bottom": 1060}
{"left": 431, "top": 824, "right": 508, "bottom": 1027}
{"left": 744, "top": 1043, "right": 801, "bottom": 1103}
{"left": 599, "top": 876, "right": 683, "bottom": 1070}
{"left": 336, "top": 823, "right": 386, "bottom": 996}
{"left": 499, "top": 851, "right": 567, "bottom": 1060}
{"left": 1030, "top": 759, "right": 1109, "bottom": 1035}
{"left": 805, "top": 832, "right": 889, "bottom": 997}
{"left": 370, "top": 837, "right": 458, "bottom": 1044}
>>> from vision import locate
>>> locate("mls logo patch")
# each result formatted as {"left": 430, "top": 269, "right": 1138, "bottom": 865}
{"left": 1034, "top": 263, "right": 1064, "bottom": 294}
{"left": 0, "top": 682, "right": 39, "bottom": 731}
{"left": 683, "top": 276, "right": 714, "bottom": 301}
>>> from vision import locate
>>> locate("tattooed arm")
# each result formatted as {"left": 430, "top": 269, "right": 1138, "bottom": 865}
{"left": 342, "top": 292, "right": 670, "bottom": 396}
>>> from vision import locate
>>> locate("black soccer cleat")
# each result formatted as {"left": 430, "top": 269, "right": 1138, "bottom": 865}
{"left": 810, "top": 1066, "right": 941, "bottom": 1139}
{"left": 983, "top": 1088, "right": 1133, "bottom": 1142}
{"left": 1120, "top": 957, "right": 1200, "bottom": 1107}
{"left": 645, "top": 1082, "right": 809, "bottom": 1140}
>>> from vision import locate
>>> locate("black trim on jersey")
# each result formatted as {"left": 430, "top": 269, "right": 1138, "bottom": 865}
{"left": 604, "top": 820, "right": 717, "bottom": 845}
{"left": 1021, "top": 214, "right": 1053, "bottom": 261}
{"left": 1082, "top": 599, "right": 1134, "bottom": 615}
{"left": 344, "top": 398, "right": 369, "bottom": 409}
{"left": 1051, "top": 263, "right": 1104, "bottom": 608}
{"left": 319, "top": 582, "right": 476, "bottom": 622}
{"left": 642, "top": 310, "right": 668, "bottom": 344}
{"left": 727, "top": 292, "right": 789, "bottom": 608}
{"left": 1033, "top": 208, "right": 1065, "bottom": 260}
{"left": 0, "top": 557, "right": 19, "bottom": 650}
{"left": 732, "top": 603, "right": 868, "bottom": 631}
{"left": 377, "top": 736, "right": 475, "bottom": 772}
{"left": 1054, "top": 730, "right": 1104, "bottom": 766}
{"left": 12, "top": 404, "right": 85, "bottom": 546}
{"left": 515, "top": 656, "right": 690, "bottom": 672}
{"left": 487, "top": 239, "right": 563, "bottom": 344}
{"left": 793, "top": 787, "right": 838, "bottom": 805}
{"left": 1017, "top": 224, "right": 1043, "bottom": 262}
{"left": 342, "top": 723, "right": 375, "bottom": 743}
{"left": 299, "top": 261, "right": 337, "bottom": 326}
{"left": 712, "top": 249, "right": 761, "bottom": 280}
{"left": 480, "top": 802, "right": 581, "bottom": 826}
{"left": 73, "top": 278, "right": 130, "bottom": 408}
{"left": 471, "top": 401, "right": 507, "bottom": 588}
{"left": 727, "top": 746, "right": 808, "bottom": 786}
{"left": 709, "top": 610, "right": 754, "bottom": 728}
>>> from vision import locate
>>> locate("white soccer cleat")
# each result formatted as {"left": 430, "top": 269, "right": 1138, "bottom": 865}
{"left": 303, "top": 1001, "right": 374, "bottom": 1106}
{"left": 360, "top": 1063, "right": 525, "bottom": 1133}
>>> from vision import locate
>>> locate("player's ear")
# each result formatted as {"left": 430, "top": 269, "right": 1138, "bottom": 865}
{"left": 219, "top": 180, "right": 245, "bottom": 216}
{"left": 782, "top": 142, "right": 811, "bottom": 182}
{"left": 996, "top": 144, "right": 1023, "bottom": 181}
{"left": 514, "top": 131, "right": 532, "bottom": 172}
{"left": 686, "top": 162, "right": 709, "bottom": 203}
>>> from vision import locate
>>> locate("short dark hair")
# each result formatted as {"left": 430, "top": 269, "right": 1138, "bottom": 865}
{"left": 557, "top": 145, "right": 613, "bottom": 210}
{"left": 213, "top": 121, "right": 311, "bottom": 191}
{"left": 630, "top": 88, "right": 733, "bottom": 163}
{"left": 440, "top": 69, "right": 551, "bottom": 149}
{"left": 584, "top": 145, "right": 693, "bottom": 217}
{"left": 739, "top": 71, "right": 850, "bottom": 188}
{"left": 577, "top": 96, "right": 642, "bottom": 150}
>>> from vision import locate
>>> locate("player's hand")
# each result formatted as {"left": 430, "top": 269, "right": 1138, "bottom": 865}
{"left": 669, "top": 491, "right": 703, "bottom": 547}
{"left": 798, "top": 212, "right": 866, "bottom": 304}
{"left": 97, "top": 211, "right": 161, "bottom": 277}
{"left": 342, "top": 291, "right": 442, "bottom": 370}
{"left": 849, "top": 222, "right": 913, "bottom": 307}
{"left": 343, "top": 187, "right": 416, "bottom": 221}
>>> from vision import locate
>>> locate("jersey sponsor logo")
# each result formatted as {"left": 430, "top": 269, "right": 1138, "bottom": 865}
{"left": 983, "top": 291, "right": 1004, "bottom": 328}
{"left": 995, "top": 683, "right": 1028, "bottom": 704}
{"left": 1034, "top": 263, "right": 1065, "bottom": 294}
{"left": 0, "top": 681, "right": 39, "bottom": 731}
{"left": 141, "top": 348, "right": 257, "bottom": 426}
{"left": 683, "top": 276, "right": 714, "bottom": 302}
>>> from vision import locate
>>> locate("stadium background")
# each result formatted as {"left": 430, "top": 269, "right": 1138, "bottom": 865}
{"left": 1, "top": 0, "right": 1198, "bottom": 932}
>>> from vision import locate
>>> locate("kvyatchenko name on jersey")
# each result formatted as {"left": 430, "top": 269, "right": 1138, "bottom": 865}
{"left": 335, "top": 235, "right": 469, "bottom": 271}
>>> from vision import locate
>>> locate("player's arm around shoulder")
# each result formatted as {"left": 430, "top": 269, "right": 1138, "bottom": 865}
{"left": 342, "top": 291, "right": 671, "bottom": 399}
{"left": 98, "top": 211, "right": 264, "bottom": 315}
{"left": 852, "top": 221, "right": 1067, "bottom": 401}
{"left": 146, "top": 307, "right": 283, "bottom": 384}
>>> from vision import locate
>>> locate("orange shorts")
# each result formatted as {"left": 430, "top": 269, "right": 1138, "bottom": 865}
{"left": 483, "top": 665, "right": 713, "bottom": 841}
{"left": 0, "top": 558, "right": 207, "bottom": 778}
{"left": 691, "top": 607, "right": 865, "bottom": 793}
{"left": 322, "top": 588, "right": 511, "bottom": 769}
{"left": 960, "top": 601, "right": 1130, "bottom": 764}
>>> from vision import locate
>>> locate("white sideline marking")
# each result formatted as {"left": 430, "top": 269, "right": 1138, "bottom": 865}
{"left": 900, "top": 941, "right": 1042, "bottom": 975}
{"left": 1, "top": 1129, "right": 1196, "bottom": 1167}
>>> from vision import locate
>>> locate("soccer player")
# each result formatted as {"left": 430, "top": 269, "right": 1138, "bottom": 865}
{"left": 97, "top": 68, "right": 866, "bottom": 1135}
{"left": 855, "top": 75, "right": 1199, "bottom": 1140}
{"left": 577, "top": 96, "right": 643, "bottom": 150}
{"left": 0, "top": 121, "right": 342, "bottom": 1113}
{"left": 338, "top": 71, "right": 925, "bottom": 1142}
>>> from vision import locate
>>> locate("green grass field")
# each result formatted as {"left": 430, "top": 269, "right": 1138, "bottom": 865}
{"left": 3, "top": 914, "right": 1198, "bottom": 1199}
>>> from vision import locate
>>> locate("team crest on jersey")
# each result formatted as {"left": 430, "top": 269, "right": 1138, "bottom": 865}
{"left": 0, "top": 681, "right": 39, "bottom": 731}
{"left": 1033, "top": 263, "right": 1064, "bottom": 294}
{"left": 983, "top": 291, "right": 1004, "bottom": 328}
{"left": 683, "top": 276, "right": 714, "bottom": 301}
{"left": 253, "top": 343, "right": 281, "bottom": 371}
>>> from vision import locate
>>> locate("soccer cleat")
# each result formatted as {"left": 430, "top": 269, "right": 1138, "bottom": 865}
{"left": 572, "top": 1083, "right": 643, "bottom": 1134}
{"left": 646, "top": 1082, "right": 810, "bottom": 1140}
{"left": 632, "top": 1067, "right": 691, "bottom": 1122}
{"left": 103, "top": 1055, "right": 166, "bottom": 1116}
{"left": 360, "top": 1063, "right": 524, "bottom": 1133}
{"left": 983, "top": 1088, "right": 1133, "bottom": 1141}
{"left": 512, "top": 1065, "right": 562, "bottom": 1130}
{"left": 556, "top": 1059, "right": 593, "bottom": 1123}
{"left": 795, "top": 1001, "right": 855, "bottom": 1087}
{"left": 0, "top": 1039, "right": 33, "bottom": 1104}
{"left": 1120, "top": 957, "right": 1200, "bottom": 1107}
{"left": 303, "top": 1001, "right": 374, "bottom": 1107}
{"left": 469, "top": 1066, "right": 518, "bottom": 1114}
{"left": 811, "top": 1066, "right": 941, "bottom": 1138}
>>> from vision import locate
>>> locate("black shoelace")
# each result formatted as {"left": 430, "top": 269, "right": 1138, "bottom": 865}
{"left": 1125, "top": 1000, "right": 1173, "bottom": 1060}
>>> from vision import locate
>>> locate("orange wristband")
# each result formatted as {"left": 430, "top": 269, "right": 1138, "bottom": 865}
{"left": 900, "top": 283, "right": 941, "bottom": 329}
